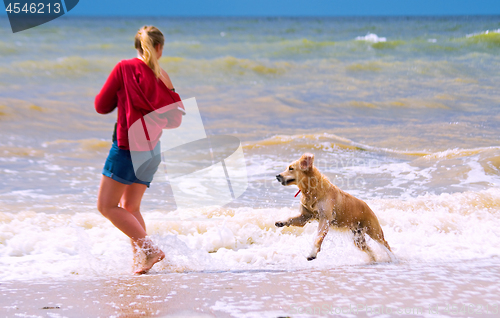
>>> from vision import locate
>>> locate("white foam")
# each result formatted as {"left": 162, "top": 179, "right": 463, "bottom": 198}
{"left": 355, "top": 33, "right": 387, "bottom": 43}
{"left": 466, "top": 29, "right": 500, "bottom": 38}
{"left": 1, "top": 187, "right": 500, "bottom": 281}
{"left": 462, "top": 157, "right": 500, "bottom": 186}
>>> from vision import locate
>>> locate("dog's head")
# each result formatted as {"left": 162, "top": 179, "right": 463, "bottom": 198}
{"left": 276, "top": 153, "right": 314, "bottom": 186}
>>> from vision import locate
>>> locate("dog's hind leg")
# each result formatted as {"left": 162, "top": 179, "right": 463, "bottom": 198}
{"left": 366, "top": 225, "right": 391, "bottom": 251}
{"left": 365, "top": 223, "right": 397, "bottom": 263}
{"left": 353, "top": 228, "right": 376, "bottom": 262}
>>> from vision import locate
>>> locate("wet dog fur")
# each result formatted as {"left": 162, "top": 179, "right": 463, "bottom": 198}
{"left": 275, "top": 153, "right": 393, "bottom": 262}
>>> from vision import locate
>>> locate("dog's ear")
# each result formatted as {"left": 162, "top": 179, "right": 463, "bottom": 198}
{"left": 299, "top": 153, "right": 314, "bottom": 171}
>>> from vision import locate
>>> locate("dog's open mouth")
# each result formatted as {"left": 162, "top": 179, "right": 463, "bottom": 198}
{"left": 276, "top": 175, "right": 295, "bottom": 185}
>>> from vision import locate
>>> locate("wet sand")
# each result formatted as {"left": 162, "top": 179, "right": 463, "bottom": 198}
{"left": 1, "top": 258, "right": 499, "bottom": 317}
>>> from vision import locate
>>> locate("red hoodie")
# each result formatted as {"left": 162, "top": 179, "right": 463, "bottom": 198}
{"left": 95, "top": 58, "right": 184, "bottom": 150}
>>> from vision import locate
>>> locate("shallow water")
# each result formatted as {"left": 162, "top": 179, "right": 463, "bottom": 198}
{"left": 1, "top": 259, "right": 499, "bottom": 317}
{"left": 0, "top": 16, "right": 499, "bottom": 290}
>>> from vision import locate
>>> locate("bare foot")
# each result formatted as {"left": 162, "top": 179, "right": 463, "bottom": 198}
{"left": 134, "top": 249, "right": 165, "bottom": 275}
{"left": 132, "top": 237, "right": 165, "bottom": 275}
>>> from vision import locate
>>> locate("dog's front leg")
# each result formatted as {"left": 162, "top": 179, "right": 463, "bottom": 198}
{"left": 307, "top": 217, "right": 330, "bottom": 261}
{"left": 275, "top": 205, "right": 312, "bottom": 228}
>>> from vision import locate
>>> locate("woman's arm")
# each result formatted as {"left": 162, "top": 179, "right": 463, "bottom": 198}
{"left": 95, "top": 63, "right": 122, "bottom": 114}
{"left": 159, "top": 68, "right": 174, "bottom": 91}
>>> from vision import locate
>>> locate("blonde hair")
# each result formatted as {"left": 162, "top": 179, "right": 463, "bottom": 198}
{"left": 134, "top": 26, "right": 165, "bottom": 78}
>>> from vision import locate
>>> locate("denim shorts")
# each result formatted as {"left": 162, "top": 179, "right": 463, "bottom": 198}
{"left": 102, "top": 141, "right": 161, "bottom": 188}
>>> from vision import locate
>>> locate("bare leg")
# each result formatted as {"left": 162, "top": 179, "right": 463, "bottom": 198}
{"left": 307, "top": 218, "right": 330, "bottom": 261}
{"left": 97, "top": 176, "right": 164, "bottom": 274}
{"left": 120, "top": 183, "right": 148, "bottom": 271}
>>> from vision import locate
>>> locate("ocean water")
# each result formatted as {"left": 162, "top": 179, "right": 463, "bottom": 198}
{"left": 0, "top": 16, "right": 500, "bottom": 281}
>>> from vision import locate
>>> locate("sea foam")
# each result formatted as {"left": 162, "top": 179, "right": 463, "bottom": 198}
{"left": 355, "top": 33, "right": 387, "bottom": 43}
{"left": 1, "top": 187, "right": 499, "bottom": 281}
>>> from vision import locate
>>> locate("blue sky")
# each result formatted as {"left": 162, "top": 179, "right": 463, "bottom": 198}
{"left": 72, "top": 0, "right": 500, "bottom": 16}
{"left": 2, "top": 0, "right": 500, "bottom": 17}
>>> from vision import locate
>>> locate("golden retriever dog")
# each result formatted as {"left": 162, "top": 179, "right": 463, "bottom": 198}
{"left": 275, "top": 153, "right": 393, "bottom": 262}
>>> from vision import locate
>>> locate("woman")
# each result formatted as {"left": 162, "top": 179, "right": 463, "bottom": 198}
{"left": 95, "top": 26, "right": 183, "bottom": 275}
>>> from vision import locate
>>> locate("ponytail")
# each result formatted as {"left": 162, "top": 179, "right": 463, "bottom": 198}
{"left": 134, "top": 26, "right": 165, "bottom": 78}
